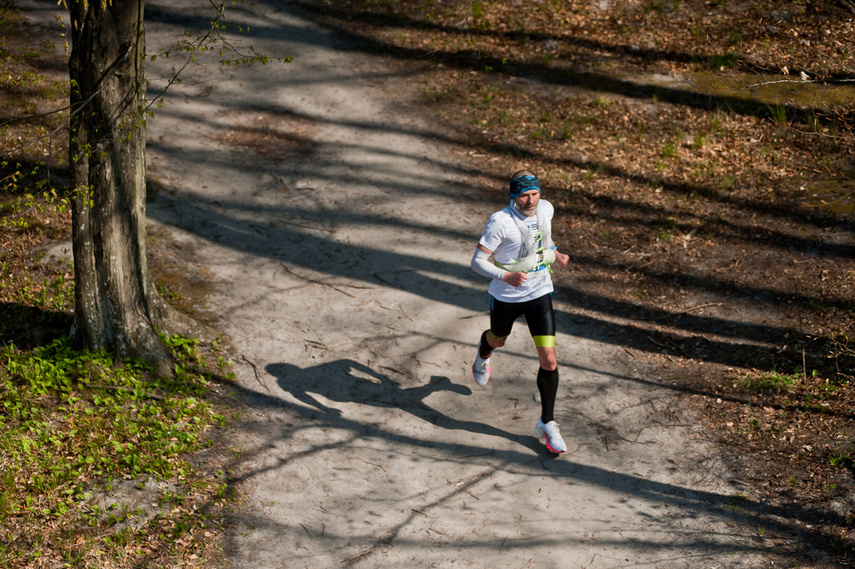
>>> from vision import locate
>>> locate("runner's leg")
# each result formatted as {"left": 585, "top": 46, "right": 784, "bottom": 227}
{"left": 478, "top": 330, "right": 502, "bottom": 358}
{"left": 536, "top": 365, "right": 559, "bottom": 422}
{"left": 472, "top": 297, "right": 522, "bottom": 385}
{"left": 525, "top": 295, "right": 559, "bottom": 421}
{"left": 485, "top": 296, "right": 523, "bottom": 354}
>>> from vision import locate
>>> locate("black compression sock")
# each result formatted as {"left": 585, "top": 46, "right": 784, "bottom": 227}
{"left": 536, "top": 367, "right": 559, "bottom": 423}
{"left": 478, "top": 330, "right": 493, "bottom": 359}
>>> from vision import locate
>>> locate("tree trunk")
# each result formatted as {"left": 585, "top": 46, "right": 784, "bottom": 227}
{"left": 68, "top": 0, "right": 210, "bottom": 376}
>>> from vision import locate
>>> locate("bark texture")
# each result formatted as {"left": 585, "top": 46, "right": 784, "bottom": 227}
{"left": 68, "top": 0, "right": 209, "bottom": 375}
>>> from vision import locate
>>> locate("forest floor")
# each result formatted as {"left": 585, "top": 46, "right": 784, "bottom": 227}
{"left": 2, "top": 0, "right": 855, "bottom": 567}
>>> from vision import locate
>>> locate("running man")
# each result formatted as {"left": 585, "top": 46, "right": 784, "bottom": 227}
{"left": 469, "top": 169, "right": 570, "bottom": 453}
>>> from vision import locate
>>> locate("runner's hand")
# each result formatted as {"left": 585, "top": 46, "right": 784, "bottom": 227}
{"left": 502, "top": 271, "right": 527, "bottom": 287}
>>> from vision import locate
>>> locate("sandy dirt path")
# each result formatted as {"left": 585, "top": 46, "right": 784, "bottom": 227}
{"left": 31, "top": 0, "right": 768, "bottom": 566}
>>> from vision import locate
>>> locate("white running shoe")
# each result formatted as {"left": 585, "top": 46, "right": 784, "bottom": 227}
{"left": 535, "top": 418, "right": 567, "bottom": 453}
{"left": 472, "top": 351, "right": 491, "bottom": 386}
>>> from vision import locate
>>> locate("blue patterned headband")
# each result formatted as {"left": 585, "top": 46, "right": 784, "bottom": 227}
{"left": 509, "top": 173, "right": 540, "bottom": 198}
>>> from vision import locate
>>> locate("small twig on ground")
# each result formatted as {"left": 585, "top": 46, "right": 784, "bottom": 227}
{"left": 278, "top": 217, "right": 333, "bottom": 232}
{"left": 380, "top": 365, "right": 407, "bottom": 378}
{"left": 340, "top": 549, "right": 371, "bottom": 565}
{"left": 281, "top": 263, "right": 359, "bottom": 298}
{"left": 304, "top": 339, "right": 328, "bottom": 350}
{"left": 648, "top": 336, "right": 681, "bottom": 352}
{"left": 358, "top": 457, "right": 387, "bottom": 472}
{"left": 372, "top": 272, "right": 398, "bottom": 287}
{"left": 224, "top": 392, "right": 252, "bottom": 408}
{"left": 677, "top": 302, "right": 723, "bottom": 314}
{"left": 620, "top": 423, "right": 693, "bottom": 444}
{"left": 454, "top": 451, "right": 495, "bottom": 459}
{"left": 656, "top": 302, "right": 722, "bottom": 321}
{"left": 241, "top": 355, "right": 269, "bottom": 392}
{"left": 341, "top": 529, "right": 398, "bottom": 564}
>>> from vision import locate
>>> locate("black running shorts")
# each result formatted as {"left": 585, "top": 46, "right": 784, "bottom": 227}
{"left": 490, "top": 294, "right": 555, "bottom": 348}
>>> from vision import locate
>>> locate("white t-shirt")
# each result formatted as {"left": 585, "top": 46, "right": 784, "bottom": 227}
{"left": 478, "top": 199, "right": 556, "bottom": 303}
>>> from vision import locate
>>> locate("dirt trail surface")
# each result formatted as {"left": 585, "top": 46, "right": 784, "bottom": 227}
{"left": 26, "top": 0, "right": 773, "bottom": 566}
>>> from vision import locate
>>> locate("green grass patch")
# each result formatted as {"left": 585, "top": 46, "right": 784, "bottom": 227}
{"left": 660, "top": 141, "right": 678, "bottom": 159}
{"left": 0, "top": 334, "right": 232, "bottom": 567}
{"left": 739, "top": 371, "right": 797, "bottom": 393}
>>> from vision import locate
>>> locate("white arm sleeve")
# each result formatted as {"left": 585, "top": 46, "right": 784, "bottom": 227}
{"left": 544, "top": 235, "right": 556, "bottom": 250}
{"left": 471, "top": 248, "right": 507, "bottom": 281}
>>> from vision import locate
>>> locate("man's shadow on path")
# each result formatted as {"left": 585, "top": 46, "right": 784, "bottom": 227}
{"left": 227, "top": 359, "right": 850, "bottom": 552}
{"left": 265, "top": 360, "right": 548, "bottom": 455}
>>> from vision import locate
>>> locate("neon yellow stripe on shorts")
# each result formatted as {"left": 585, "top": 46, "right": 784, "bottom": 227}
{"left": 533, "top": 335, "right": 555, "bottom": 348}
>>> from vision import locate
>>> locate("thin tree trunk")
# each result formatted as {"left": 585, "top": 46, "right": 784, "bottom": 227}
{"left": 68, "top": 0, "right": 211, "bottom": 376}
